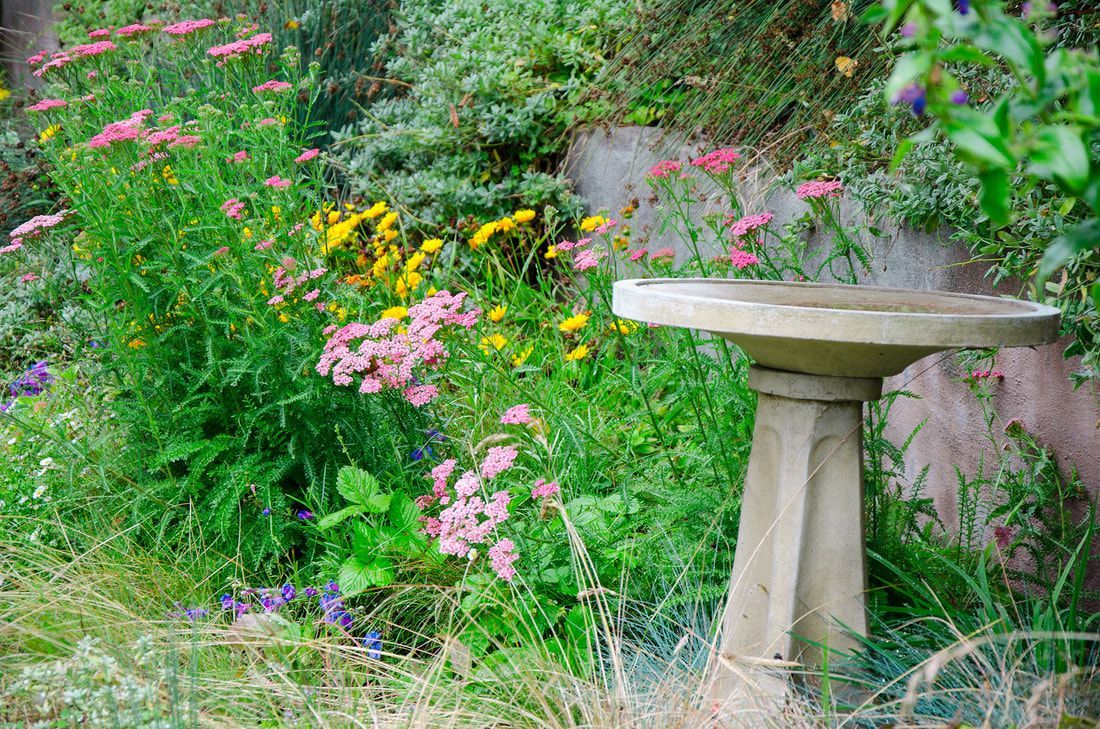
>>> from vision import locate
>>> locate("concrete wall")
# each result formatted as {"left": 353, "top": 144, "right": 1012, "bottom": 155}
{"left": 564, "top": 126, "right": 1100, "bottom": 558}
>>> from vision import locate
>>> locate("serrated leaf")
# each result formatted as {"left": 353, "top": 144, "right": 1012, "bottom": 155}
{"left": 388, "top": 491, "right": 421, "bottom": 532}
{"left": 338, "top": 555, "right": 373, "bottom": 595}
{"left": 336, "top": 466, "right": 380, "bottom": 506}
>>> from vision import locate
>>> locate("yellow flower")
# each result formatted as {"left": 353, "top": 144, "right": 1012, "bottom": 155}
{"left": 489, "top": 305, "right": 507, "bottom": 323}
{"left": 558, "top": 312, "right": 590, "bottom": 333}
{"left": 609, "top": 319, "right": 638, "bottom": 335}
{"left": 565, "top": 343, "right": 589, "bottom": 362}
{"left": 377, "top": 211, "right": 399, "bottom": 232}
{"left": 579, "top": 215, "right": 607, "bottom": 232}
{"left": 406, "top": 251, "right": 427, "bottom": 271}
{"left": 285, "top": 18, "right": 300, "bottom": 29}
{"left": 544, "top": 245, "right": 558, "bottom": 260}
{"left": 426, "top": 286, "right": 438, "bottom": 296}
{"left": 242, "top": 227, "right": 253, "bottom": 240}
{"left": 327, "top": 210, "right": 342, "bottom": 225}
{"left": 128, "top": 338, "right": 146, "bottom": 349}
{"left": 480, "top": 333, "right": 508, "bottom": 353}
{"left": 161, "top": 165, "right": 179, "bottom": 185}
{"left": 381, "top": 305, "right": 409, "bottom": 320}
{"left": 278, "top": 313, "right": 290, "bottom": 323}
{"left": 496, "top": 217, "right": 516, "bottom": 233}
{"left": 468, "top": 221, "right": 498, "bottom": 249}
{"left": 513, "top": 209, "right": 536, "bottom": 223}
{"left": 395, "top": 270, "right": 422, "bottom": 297}
{"left": 372, "top": 254, "right": 391, "bottom": 278}
{"left": 0, "top": 87, "right": 10, "bottom": 102}
{"left": 364, "top": 201, "right": 388, "bottom": 219}
{"left": 512, "top": 345, "right": 533, "bottom": 367}
{"left": 271, "top": 205, "right": 282, "bottom": 220}
{"left": 835, "top": 56, "right": 858, "bottom": 78}
{"left": 38, "top": 124, "right": 61, "bottom": 143}
{"left": 420, "top": 238, "right": 443, "bottom": 254}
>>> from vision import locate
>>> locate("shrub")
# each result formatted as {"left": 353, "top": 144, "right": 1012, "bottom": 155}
{"left": 331, "top": 0, "right": 629, "bottom": 230}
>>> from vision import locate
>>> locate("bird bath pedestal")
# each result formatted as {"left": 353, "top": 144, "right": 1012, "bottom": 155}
{"left": 611, "top": 279, "right": 1060, "bottom": 704}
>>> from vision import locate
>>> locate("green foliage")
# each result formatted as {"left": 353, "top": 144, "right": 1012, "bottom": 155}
{"left": 331, "top": 0, "right": 629, "bottom": 229}
{"left": 874, "top": 0, "right": 1100, "bottom": 312}
{"left": 601, "top": 0, "right": 887, "bottom": 159}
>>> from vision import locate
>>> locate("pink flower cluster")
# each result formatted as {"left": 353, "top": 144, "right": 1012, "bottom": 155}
{"left": 2, "top": 210, "right": 68, "bottom": 255}
{"left": 727, "top": 211, "right": 773, "bottom": 237}
{"left": 593, "top": 219, "right": 618, "bottom": 235}
{"left": 25, "top": 98, "right": 68, "bottom": 113}
{"left": 163, "top": 19, "right": 215, "bottom": 36}
{"left": 270, "top": 258, "right": 326, "bottom": 298}
{"left": 221, "top": 198, "right": 246, "bottom": 219}
{"left": 264, "top": 175, "right": 292, "bottom": 189}
{"left": 500, "top": 403, "right": 532, "bottom": 425}
{"left": 88, "top": 28, "right": 111, "bottom": 39}
{"left": 252, "top": 80, "right": 292, "bottom": 93}
{"left": 556, "top": 238, "right": 591, "bottom": 252}
{"left": 573, "top": 248, "right": 607, "bottom": 272}
{"left": 969, "top": 369, "right": 1005, "bottom": 380}
{"left": 87, "top": 109, "right": 152, "bottom": 149}
{"left": 316, "top": 290, "right": 479, "bottom": 406}
{"left": 730, "top": 248, "right": 759, "bottom": 270}
{"left": 31, "top": 51, "right": 74, "bottom": 77}
{"left": 647, "top": 159, "right": 682, "bottom": 179}
{"left": 796, "top": 180, "right": 844, "bottom": 200}
{"left": 228, "top": 150, "right": 249, "bottom": 163}
{"left": 207, "top": 33, "right": 271, "bottom": 63}
{"left": 295, "top": 148, "right": 320, "bottom": 163}
{"left": 417, "top": 452, "right": 520, "bottom": 580}
{"left": 531, "top": 479, "right": 559, "bottom": 500}
{"left": 691, "top": 147, "right": 741, "bottom": 174}
{"left": 117, "top": 23, "right": 154, "bottom": 37}
{"left": 142, "top": 125, "right": 199, "bottom": 149}
{"left": 72, "top": 40, "right": 117, "bottom": 57}
{"left": 628, "top": 247, "right": 648, "bottom": 262}
{"left": 650, "top": 247, "right": 675, "bottom": 261}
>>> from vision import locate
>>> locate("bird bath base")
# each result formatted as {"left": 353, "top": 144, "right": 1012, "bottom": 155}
{"left": 708, "top": 366, "right": 880, "bottom": 702}
{"left": 610, "top": 278, "right": 1061, "bottom": 708}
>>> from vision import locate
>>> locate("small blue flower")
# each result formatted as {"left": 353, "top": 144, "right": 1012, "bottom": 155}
{"left": 950, "top": 90, "right": 969, "bottom": 105}
{"left": 304, "top": 586, "right": 319, "bottom": 597}
{"left": 296, "top": 509, "right": 313, "bottom": 520}
{"left": 262, "top": 507, "right": 271, "bottom": 516}
{"left": 220, "top": 593, "right": 234, "bottom": 610}
{"left": 281, "top": 583, "right": 296, "bottom": 601}
{"left": 894, "top": 83, "right": 927, "bottom": 116}
{"left": 362, "top": 631, "right": 382, "bottom": 659}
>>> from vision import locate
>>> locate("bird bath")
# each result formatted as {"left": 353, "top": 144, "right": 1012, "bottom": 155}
{"left": 611, "top": 278, "right": 1060, "bottom": 702}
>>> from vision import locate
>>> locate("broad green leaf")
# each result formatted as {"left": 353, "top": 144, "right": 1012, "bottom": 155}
{"left": 364, "top": 556, "right": 395, "bottom": 587}
{"left": 316, "top": 503, "right": 368, "bottom": 530}
{"left": 973, "top": 16, "right": 1045, "bottom": 84}
{"left": 978, "top": 168, "right": 1012, "bottom": 227}
{"left": 1029, "top": 125, "right": 1089, "bottom": 193}
{"left": 352, "top": 521, "right": 378, "bottom": 556}
{"left": 388, "top": 491, "right": 421, "bottom": 532}
{"left": 336, "top": 466, "right": 380, "bottom": 506}
{"left": 1076, "top": 69, "right": 1100, "bottom": 119}
{"left": 937, "top": 45, "right": 995, "bottom": 65}
{"left": 1039, "top": 218, "right": 1100, "bottom": 279}
{"left": 944, "top": 119, "right": 1015, "bottom": 169}
{"left": 338, "top": 555, "right": 374, "bottom": 595}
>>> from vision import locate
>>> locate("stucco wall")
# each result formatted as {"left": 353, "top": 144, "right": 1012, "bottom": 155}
{"left": 564, "top": 126, "right": 1100, "bottom": 554}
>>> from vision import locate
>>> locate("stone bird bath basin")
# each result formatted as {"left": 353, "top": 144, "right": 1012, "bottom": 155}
{"left": 612, "top": 278, "right": 1060, "bottom": 701}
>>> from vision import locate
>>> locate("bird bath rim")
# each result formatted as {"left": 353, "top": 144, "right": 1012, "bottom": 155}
{"left": 612, "top": 278, "right": 1061, "bottom": 350}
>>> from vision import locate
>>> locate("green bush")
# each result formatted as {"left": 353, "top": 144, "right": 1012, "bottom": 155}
{"left": 331, "top": 0, "right": 629, "bottom": 230}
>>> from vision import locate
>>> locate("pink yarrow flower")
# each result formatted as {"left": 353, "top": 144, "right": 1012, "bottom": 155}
{"left": 294, "top": 148, "right": 320, "bottom": 163}
{"left": 252, "top": 80, "right": 292, "bottom": 93}
{"left": 207, "top": 33, "right": 272, "bottom": 62}
{"left": 480, "top": 446, "right": 518, "bottom": 480}
{"left": 88, "top": 28, "right": 111, "bottom": 39}
{"left": 650, "top": 247, "right": 675, "bottom": 261}
{"left": 691, "top": 147, "right": 741, "bottom": 174}
{"left": 647, "top": 159, "right": 682, "bottom": 179}
{"left": 573, "top": 248, "right": 606, "bottom": 272}
{"left": 727, "top": 212, "right": 774, "bottom": 237}
{"left": 221, "top": 198, "right": 246, "bottom": 220}
{"left": 26, "top": 99, "right": 68, "bottom": 113}
{"left": 531, "top": 479, "right": 559, "bottom": 500}
{"left": 628, "top": 247, "right": 649, "bottom": 262}
{"left": 21, "top": 273, "right": 40, "bottom": 282}
{"left": 796, "top": 180, "right": 844, "bottom": 200}
{"left": 87, "top": 109, "right": 152, "bottom": 149}
{"left": 730, "top": 248, "right": 759, "bottom": 270}
{"left": 71, "top": 40, "right": 117, "bottom": 57}
{"left": 162, "top": 19, "right": 215, "bottom": 36}
{"left": 117, "top": 23, "right": 154, "bottom": 37}
{"left": 264, "top": 175, "right": 292, "bottom": 189}
{"left": 500, "top": 404, "right": 532, "bottom": 425}
{"left": 228, "top": 150, "right": 249, "bottom": 163}
{"left": 254, "top": 239, "right": 274, "bottom": 251}
{"left": 488, "top": 538, "right": 519, "bottom": 581}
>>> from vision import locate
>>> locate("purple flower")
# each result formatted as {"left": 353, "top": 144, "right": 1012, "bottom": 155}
{"left": 281, "top": 584, "right": 296, "bottom": 601}
{"left": 262, "top": 507, "right": 271, "bottom": 516}
{"left": 950, "top": 90, "right": 969, "bottom": 105}
{"left": 362, "top": 631, "right": 382, "bottom": 659}
{"left": 895, "top": 83, "right": 927, "bottom": 116}
{"left": 326, "top": 580, "right": 340, "bottom": 594}
{"left": 296, "top": 509, "right": 313, "bottom": 520}
{"left": 955, "top": 0, "right": 970, "bottom": 14}
{"left": 220, "top": 593, "right": 234, "bottom": 610}
{"left": 411, "top": 444, "right": 433, "bottom": 462}
{"left": 900, "top": 21, "right": 917, "bottom": 38}
{"left": 304, "top": 586, "right": 319, "bottom": 597}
